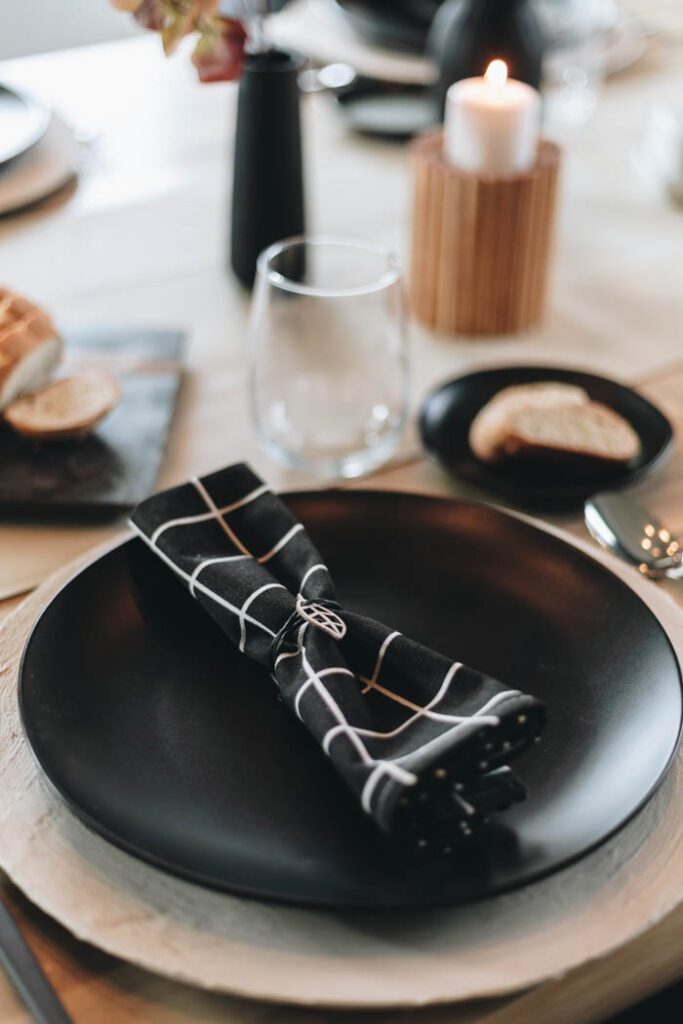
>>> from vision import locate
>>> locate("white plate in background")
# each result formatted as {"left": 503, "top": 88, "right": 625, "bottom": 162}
{"left": 0, "top": 84, "right": 50, "bottom": 167}
{"left": 0, "top": 113, "right": 79, "bottom": 217}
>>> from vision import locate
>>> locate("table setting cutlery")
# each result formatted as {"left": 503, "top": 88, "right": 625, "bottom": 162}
{"left": 585, "top": 490, "right": 683, "bottom": 580}
{"left": 0, "top": 890, "right": 72, "bottom": 1024}
{"left": 0, "top": 3, "right": 682, "bottom": 1020}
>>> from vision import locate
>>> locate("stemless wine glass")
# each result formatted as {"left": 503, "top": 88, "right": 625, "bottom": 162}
{"left": 249, "top": 236, "right": 410, "bottom": 479}
{"left": 536, "top": 0, "right": 609, "bottom": 125}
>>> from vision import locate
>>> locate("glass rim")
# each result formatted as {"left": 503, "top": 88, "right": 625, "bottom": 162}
{"left": 256, "top": 235, "right": 403, "bottom": 298}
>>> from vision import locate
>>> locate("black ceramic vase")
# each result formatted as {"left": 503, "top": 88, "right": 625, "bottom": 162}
{"left": 230, "top": 49, "right": 306, "bottom": 289}
{"left": 431, "top": 0, "right": 544, "bottom": 120}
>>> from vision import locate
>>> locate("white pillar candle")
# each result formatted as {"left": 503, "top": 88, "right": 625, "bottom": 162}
{"left": 444, "top": 59, "right": 541, "bottom": 176}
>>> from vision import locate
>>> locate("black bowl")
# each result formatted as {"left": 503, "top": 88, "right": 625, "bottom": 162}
{"left": 419, "top": 366, "right": 674, "bottom": 512}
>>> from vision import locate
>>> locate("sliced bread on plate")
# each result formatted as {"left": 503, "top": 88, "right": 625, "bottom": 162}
{"left": 4, "top": 370, "right": 121, "bottom": 441}
{"left": 502, "top": 400, "right": 641, "bottom": 464}
{"left": 469, "top": 381, "right": 641, "bottom": 466}
{"left": 469, "top": 382, "right": 589, "bottom": 462}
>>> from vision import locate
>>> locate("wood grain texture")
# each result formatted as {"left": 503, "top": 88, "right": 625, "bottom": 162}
{"left": 409, "top": 135, "right": 560, "bottom": 336}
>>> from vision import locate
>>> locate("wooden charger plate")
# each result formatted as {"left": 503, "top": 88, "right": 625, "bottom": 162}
{"left": 1, "top": 508, "right": 683, "bottom": 1007}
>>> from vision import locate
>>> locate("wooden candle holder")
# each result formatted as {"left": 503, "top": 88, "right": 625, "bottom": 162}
{"left": 409, "top": 133, "right": 560, "bottom": 335}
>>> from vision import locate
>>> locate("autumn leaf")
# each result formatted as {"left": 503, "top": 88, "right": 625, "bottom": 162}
{"left": 193, "top": 18, "right": 247, "bottom": 82}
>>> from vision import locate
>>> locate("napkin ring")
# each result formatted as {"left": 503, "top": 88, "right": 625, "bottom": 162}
{"left": 271, "top": 597, "right": 346, "bottom": 665}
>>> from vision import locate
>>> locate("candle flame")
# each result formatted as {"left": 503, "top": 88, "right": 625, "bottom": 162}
{"left": 485, "top": 59, "right": 508, "bottom": 88}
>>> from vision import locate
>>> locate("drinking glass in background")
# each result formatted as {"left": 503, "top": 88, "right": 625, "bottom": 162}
{"left": 537, "top": 0, "right": 613, "bottom": 125}
{"left": 249, "top": 236, "right": 410, "bottom": 479}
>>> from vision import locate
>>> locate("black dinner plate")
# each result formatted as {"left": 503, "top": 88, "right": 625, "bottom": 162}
{"left": 19, "top": 491, "right": 682, "bottom": 909}
{"left": 419, "top": 366, "right": 674, "bottom": 512}
{"left": 334, "top": 80, "right": 435, "bottom": 140}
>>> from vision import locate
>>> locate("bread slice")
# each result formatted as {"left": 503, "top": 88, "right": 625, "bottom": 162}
{"left": 469, "top": 382, "right": 588, "bottom": 462}
{"left": 502, "top": 401, "right": 641, "bottom": 464}
{"left": 0, "top": 287, "right": 63, "bottom": 411}
{"left": 4, "top": 370, "right": 121, "bottom": 441}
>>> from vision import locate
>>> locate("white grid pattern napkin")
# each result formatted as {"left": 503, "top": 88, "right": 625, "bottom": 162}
{"left": 130, "top": 464, "right": 545, "bottom": 850}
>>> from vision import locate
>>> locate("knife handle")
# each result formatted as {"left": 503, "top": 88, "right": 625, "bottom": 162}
{"left": 0, "top": 896, "right": 73, "bottom": 1024}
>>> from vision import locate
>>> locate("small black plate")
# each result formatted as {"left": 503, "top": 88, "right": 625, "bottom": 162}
{"left": 334, "top": 79, "right": 435, "bottom": 140}
{"left": 0, "top": 326, "right": 184, "bottom": 520}
{"left": 419, "top": 366, "right": 674, "bottom": 512}
{"left": 19, "top": 491, "right": 682, "bottom": 909}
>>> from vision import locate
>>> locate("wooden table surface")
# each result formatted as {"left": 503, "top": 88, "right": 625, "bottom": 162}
{"left": 1, "top": 17, "right": 683, "bottom": 1024}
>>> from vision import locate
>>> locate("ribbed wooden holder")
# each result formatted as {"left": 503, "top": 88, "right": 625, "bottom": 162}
{"left": 409, "top": 133, "right": 560, "bottom": 335}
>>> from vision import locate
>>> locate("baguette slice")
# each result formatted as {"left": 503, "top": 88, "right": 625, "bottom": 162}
{"left": 4, "top": 370, "right": 121, "bottom": 441}
{"left": 469, "top": 382, "right": 589, "bottom": 462}
{"left": 0, "top": 287, "right": 62, "bottom": 411}
{"left": 502, "top": 401, "right": 641, "bottom": 465}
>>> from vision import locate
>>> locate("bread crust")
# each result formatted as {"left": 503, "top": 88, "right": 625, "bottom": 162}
{"left": 4, "top": 370, "right": 121, "bottom": 441}
{"left": 469, "top": 382, "right": 641, "bottom": 467}
{"left": 502, "top": 402, "right": 640, "bottom": 464}
{"left": 0, "top": 287, "right": 62, "bottom": 410}
{"left": 469, "top": 383, "right": 588, "bottom": 462}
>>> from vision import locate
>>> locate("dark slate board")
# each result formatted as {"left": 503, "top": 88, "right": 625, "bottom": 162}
{"left": 0, "top": 325, "right": 185, "bottom": 520}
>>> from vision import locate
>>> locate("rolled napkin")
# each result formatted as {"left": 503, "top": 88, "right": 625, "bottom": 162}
{"left": 130, "top": 464, "right": 545, "bottom": 851}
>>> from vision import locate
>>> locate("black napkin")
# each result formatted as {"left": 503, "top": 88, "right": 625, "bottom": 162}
{"left": 130, "top": 464, "right": 545, "bottom": 851}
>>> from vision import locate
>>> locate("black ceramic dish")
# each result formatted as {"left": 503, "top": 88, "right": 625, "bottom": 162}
{"left": 419, "top": 366, "right": 674, "bottom": 512}
{"left": 334, "top": 0, "right": 440, "bottom": 53}
{"left": 20, "top": 491, "right": 682, "bottom": 909}
{"left": 334, "top": 78, "right": 435, "bottom": 139}
{"left": 0, "top": 326, "right": 184, "bottom": 520}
